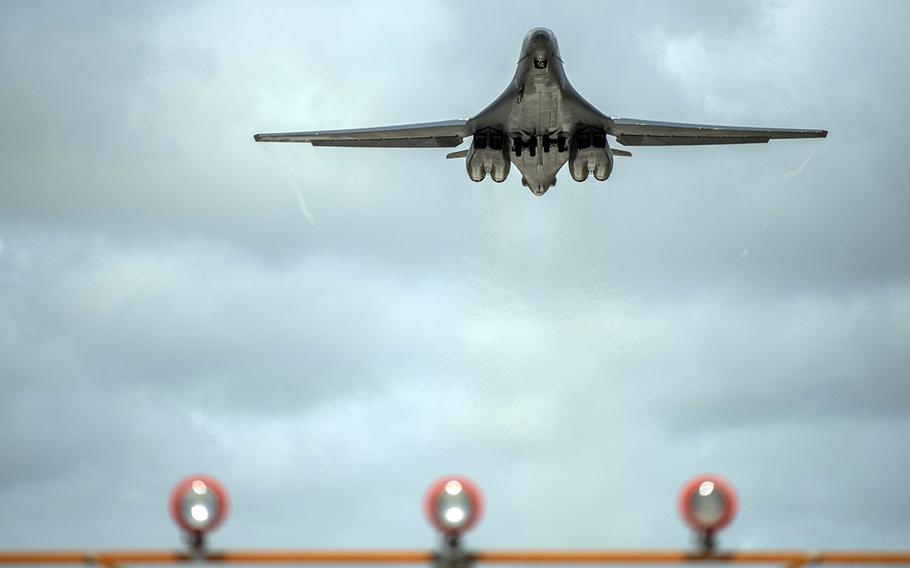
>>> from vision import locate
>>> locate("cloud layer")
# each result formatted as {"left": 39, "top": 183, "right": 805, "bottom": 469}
{"left": 1, "top": 0, "right": 908, "bottom": 552}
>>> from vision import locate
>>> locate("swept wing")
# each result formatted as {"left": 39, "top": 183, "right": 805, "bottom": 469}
{"left": 253, "top": 119, "right": 469, "bottom": 148}
{"left": 607, "top": 117, "right": 827, "bottom": 146}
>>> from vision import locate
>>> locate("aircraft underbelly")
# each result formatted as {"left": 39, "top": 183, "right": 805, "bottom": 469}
{"left": 509, "top": 73, "right": 569, "bottom": 193}
{"left": 510, "top": 72, "right": 565, "bottom": 133}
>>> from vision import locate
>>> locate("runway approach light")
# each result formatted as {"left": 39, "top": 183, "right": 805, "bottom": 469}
{"left": 169, "top": 475, "right": 229, "bottom": 550}
{"left": 678, "top": 474, "right": 738, "bottom": 551}
{"left": 424, "top": 476, "right": 484, "bottom": 539}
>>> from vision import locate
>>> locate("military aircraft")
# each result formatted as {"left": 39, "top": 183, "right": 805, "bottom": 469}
{"left": 254, "top": 28, "right": 827, "bottom": 196}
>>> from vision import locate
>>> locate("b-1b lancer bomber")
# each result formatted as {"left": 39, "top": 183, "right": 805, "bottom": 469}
{"left": 254, "top": 28, "right": 827, "bottom": 196}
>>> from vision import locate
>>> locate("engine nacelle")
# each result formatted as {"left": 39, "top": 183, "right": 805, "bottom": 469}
{"left": 467, "top": 129, "right": 510, "bottom": 183}
{"left": 568, "top": 127, "right": 613, "bottom": 182}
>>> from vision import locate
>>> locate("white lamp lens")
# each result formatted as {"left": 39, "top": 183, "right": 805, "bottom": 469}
{"left": 180, "top": 482, "right": 219, "bottom": 530}
{"left": 190, "top": 504, "right": 210, "bottom": 522}
{"left": 444, "top": 506, "right": 465, "bottom": 524}
{"left": 436, "top": 483, "right": 471, "bottom": 529}
{"left": 690, "top": 485, "right": 727, "bottom": 526}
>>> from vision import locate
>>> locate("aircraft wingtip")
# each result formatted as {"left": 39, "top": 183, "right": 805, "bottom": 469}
{"left": 253, "top": 134, "right": 263, "bottom": 142}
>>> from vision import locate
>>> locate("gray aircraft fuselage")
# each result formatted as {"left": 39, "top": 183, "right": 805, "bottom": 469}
{"left": 469, "top": 28, "right": 606, "bottom": 195}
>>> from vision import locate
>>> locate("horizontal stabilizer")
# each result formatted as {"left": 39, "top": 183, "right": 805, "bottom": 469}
{"left": 446, "top": 149, "right": 469, "bottom": 159}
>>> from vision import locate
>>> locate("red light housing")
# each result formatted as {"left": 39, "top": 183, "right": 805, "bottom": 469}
{"left": 169, "top": 474, "right": 230, "bottom": 536}
{"left": 678, "top": 473, "right": 738, "bottom": 533}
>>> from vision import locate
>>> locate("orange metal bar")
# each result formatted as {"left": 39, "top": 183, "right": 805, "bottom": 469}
{"left": 473, "top": 551, "right": 910, "bottom": 564}
{"left": 0, "top": 551, "right": 433, "bottom": 565}
{"left": 0, "top": 550, "right": 908, "bottom": 565}
{"left": 202, "top": 551, "right": 433, "bottom": 564}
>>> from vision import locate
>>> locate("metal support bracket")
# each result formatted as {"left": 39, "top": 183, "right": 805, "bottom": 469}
{"left": 433, "top": 535, "right": 473, "bottom": 568}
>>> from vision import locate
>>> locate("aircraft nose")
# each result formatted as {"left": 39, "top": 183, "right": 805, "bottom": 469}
{"left": 529, "top": 31, "right": 549, "bottom": 50}
{"left": 521, "top": 28, "right": 558, "bottom": 63}
{"left": 526, "top": 28, "right": 554, "bottom": 60}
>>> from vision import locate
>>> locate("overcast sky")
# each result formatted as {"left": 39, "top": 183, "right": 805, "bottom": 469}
{"left": 1, "top": 0, "right": 909, "bottom": 556}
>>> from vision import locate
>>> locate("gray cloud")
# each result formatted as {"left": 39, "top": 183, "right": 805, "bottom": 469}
{"left": 1, "top": 0, "right": 909, "bottom": 555}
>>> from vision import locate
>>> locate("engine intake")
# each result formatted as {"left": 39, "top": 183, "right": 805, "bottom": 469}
{"left": 568, "top": 126, "right": 613, "bottom": 182}
{"left": 467, "top": 128, "right": 510, "bottom": 182}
